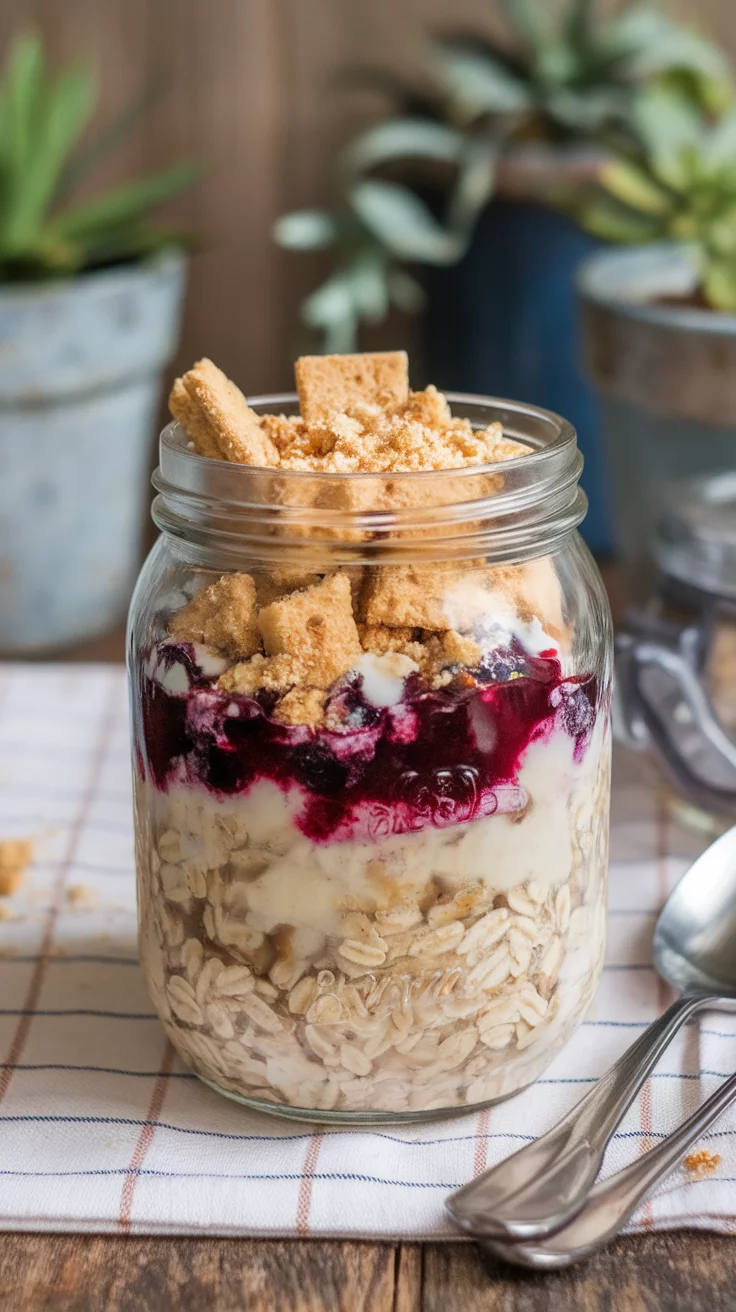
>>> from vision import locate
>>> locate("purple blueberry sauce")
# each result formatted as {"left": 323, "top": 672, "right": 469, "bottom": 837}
{"left": 134, "top": 642, "right": 598, "bottom": 845}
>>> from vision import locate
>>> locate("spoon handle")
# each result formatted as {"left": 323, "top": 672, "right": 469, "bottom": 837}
{"left": 485, "top": 1067, "right": 736, "bottom": 1270}
{"left": 447, "top": 992, "right": 708, "bottom": 1240}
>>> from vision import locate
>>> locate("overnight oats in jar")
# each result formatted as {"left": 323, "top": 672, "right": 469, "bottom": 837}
{"left": 128, "top": 350, "right": 612, "bottom": 1122}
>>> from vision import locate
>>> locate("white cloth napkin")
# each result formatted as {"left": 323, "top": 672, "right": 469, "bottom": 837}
{"left": 0, "top": 662, "right": 734, "bottom": 1239}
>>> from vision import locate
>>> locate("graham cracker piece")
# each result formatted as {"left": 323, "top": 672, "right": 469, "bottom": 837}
{"left": 169, "top": 358, "right": 279, "bottom": 466}
{"left": 169, "top": 573, "right": 260, "bottom": 659}
{"left": 169, "top": 378, "right": 221, "bottom": 460}
{"left": 0, "top": 838, "right": 33, "bottom": 896}
{"left": 255, "top": 569, "right": 323, "bottom": 609}
{"left": 361, "top": 565, "right": 492, "bottom": 632}
{"left": 258, "top": 573, "right": 362, "bottom": 689}
{"left": 295, "top": 351, "right": 409, "bottom": 424}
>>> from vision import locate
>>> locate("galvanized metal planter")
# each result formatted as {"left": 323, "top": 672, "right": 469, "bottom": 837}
{"left": 0, "top": 249, "right": 186, "bottom": 652}
{"left": 578, "top": 244, "right": 736, "bottom": 597}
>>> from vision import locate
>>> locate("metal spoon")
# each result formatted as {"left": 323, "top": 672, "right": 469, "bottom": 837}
{"left": 446, "top": 823, "right": 736, "bottom": 1244}
{"left": 480, "top": 1067, "right": 736, "bottom": 1269}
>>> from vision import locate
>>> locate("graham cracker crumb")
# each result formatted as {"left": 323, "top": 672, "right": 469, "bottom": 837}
{"left": 295, "top": 351, "right": 409, "bottom": 424}
{"left": 359, "top": 625, "right": 417, "bottom": 655}
{"left": 169, "top": 358, "right": 279, "bottom": 466}
{"left": 169, "top": 573, "right": 260, "bottom": 659}
{"left": 422, "top": 630, "right": 482, "bottom": 677}
{"left": 684, "top": 1149, "right": 721, "bottom": 1179}
{"left": 274, "top": 389, "right": 527, "bottom": 475}
{"left": 272, "top": 687, "right": 327, "bottom": 728}
{"left": 218, "top": 653, "right": 302, "bottom": 696}
{"left": 258, "top": 573, "right": 362, "bottom": 689}
{"left": 0, "top": 838, "right": 33, "bottom": 896}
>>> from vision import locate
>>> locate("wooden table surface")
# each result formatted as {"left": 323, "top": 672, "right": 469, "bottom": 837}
{"left": 6, "top": 589, "right": 736, "bottom": 1310}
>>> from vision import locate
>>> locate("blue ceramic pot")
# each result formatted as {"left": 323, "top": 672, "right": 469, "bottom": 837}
{"left": 421, "top": 200, "right": 613, "bottom": 555}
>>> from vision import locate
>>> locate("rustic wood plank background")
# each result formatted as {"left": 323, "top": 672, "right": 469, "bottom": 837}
{"left": 0, "top": 0, "right": 734, "bottom": 395}
{"left": 4, "top": 1232, "right": 736, "bottom": 1311}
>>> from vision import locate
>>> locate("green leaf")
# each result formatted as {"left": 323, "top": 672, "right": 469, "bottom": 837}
{"left": 3, "top": 65, "right": 95, "bottom": 250}
{"left": 621, "top": 17, "right": 732, "bottom": 89}
{"left": 500, "top": 0, "right": 549, "bottom": 54}
{"left": 273, "top": 210, "right": 339, "bottom": 250}
{"left": 632, "top": 85, "right": 705, "bottom": 191}
{"left": 565, "top": 0, "right": 596, "bottom": 48}
{"left": 703, "top": 108, "right": 736, "bottom": 173}
{"left": 601, "top": 7, "right": 680, "bottom": 62}
{"left": 348, "top": 250, "right": 390, "bottom": 322}
{"left": 301, "top": 272, "right": 360, "bottom": 353}
{"left": 577, "top": 193, "right": 662, "bottom": 243}
{"left": 387, "top": 267, "right": 425, "bottom": 313}
{"left": 703, "top": 256, "right": 736, "bottom": 311}
{"left": 47, "top": 161, "right": 199, "bottom": 241}
{"left": 545, "top": 85, "right": 628, "bottom": 132}
{"left": 432, "top": 44, "right": 532, "bottom": 122}
{"left": 4, "top": 32, "right": 44, "bottom": 176}
{"left": 704, "top": 208, "right": 736, "bottom": 258}
{"left": 600, "top": 159, "right": 672, "bottom": 216}
{"left": 535, "top": 40, "right": 583, "bottom": 90}
{"left": 338, "top": 117, "right": 465, "bottom": 180}
{"left": 349, "top": 178, "right": 462, "bottom": 264}
{"left": 445, "top": 137, "right": 498, "bottom": 235}
{"left": 56, "top": 80, "right": 164, "bottom": 201}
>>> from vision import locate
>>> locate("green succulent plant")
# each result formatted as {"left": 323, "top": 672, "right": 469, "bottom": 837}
{"left": 0, "top": 32, "right": 198, "bottom": 281}
{"left": 577, "top": 85, "right": 736, "bottom": 310}
{"left": 432, "top": 0, "right": 732, "bottom": 137}
{"left": 275, "top": 1, "right": 732, "bottom": 350}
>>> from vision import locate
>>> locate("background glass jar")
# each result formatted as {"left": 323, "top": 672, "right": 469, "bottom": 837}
{"left": 128, "top": 395, "right": 613, "bottom": 1123}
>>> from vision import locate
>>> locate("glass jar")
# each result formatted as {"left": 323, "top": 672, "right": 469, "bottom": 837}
{"left": 128, "top": 393, "right": 613, "bottom": 1123}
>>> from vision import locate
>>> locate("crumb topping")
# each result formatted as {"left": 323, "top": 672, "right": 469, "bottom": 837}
{"left": 170, "top": 351, "right": 530, "bottom": 473}
{"left": 163, "top": 350, "right": 557, "bottom": 711}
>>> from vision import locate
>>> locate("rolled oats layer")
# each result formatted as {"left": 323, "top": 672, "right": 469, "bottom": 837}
{"left": 131, "top": 350, "right": 611, "bottom": 1119}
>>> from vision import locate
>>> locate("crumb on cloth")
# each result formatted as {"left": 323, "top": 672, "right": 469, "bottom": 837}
{"left": 0, "top": 838, "right": 34, "bottom": 896}
{"left": 66, "top": 884, "right": 100, "bottom": 911}
{"left": 684, "top": 1149, "right": 721, "bottom": 1179}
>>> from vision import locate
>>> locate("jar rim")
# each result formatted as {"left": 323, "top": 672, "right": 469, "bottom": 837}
{"left": 151, "top": 391, "right": 586, "bottom": 567}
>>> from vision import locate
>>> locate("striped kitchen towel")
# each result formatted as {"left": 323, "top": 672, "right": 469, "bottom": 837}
{"left": 0, "top": 662, "right": 733, "bottom": 1239}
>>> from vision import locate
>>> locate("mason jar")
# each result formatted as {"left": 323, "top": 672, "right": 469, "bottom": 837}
{"left": 128, "top": 394, "right": 613, "bottom": 1123}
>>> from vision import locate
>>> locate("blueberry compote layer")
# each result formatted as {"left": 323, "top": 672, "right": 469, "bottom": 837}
{"left": 137, "top": 640, "right": 597, "bottom": 843}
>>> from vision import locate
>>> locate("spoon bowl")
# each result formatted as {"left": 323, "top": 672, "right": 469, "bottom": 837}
{"left": 653, "top": 824, "right": 736, "bottom": 997}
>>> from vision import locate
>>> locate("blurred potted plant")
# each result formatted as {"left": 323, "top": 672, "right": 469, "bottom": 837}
{"left": 0, "top": 33, "right": 197, "bottom": 653}
{"left": 576, "top": 84, "right": 736, "bottom": 596}
{"left": 275, "top": 0, "right": 731, "bottom": 554}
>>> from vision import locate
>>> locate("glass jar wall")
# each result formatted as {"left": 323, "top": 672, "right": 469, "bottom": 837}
{"left": 128, "top": 395, "right": 613, "bottom": 1122}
